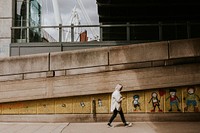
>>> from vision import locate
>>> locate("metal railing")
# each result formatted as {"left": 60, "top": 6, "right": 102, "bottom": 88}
{"left": 11, "top": 24, "right": 100, "bottom": 43}
{"left": 10, "top": 22, "right": 200, "bottom": 56}
{"left": 11, "top": 21, "right": 200, "bottom": 44}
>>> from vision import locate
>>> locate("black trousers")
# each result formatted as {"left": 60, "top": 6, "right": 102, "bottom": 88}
{"left": 109, "top": 108, "right": 126, "bottom": 124}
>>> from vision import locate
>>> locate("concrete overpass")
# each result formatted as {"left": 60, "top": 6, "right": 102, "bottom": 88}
{"left": 0, "top": 38, "right": 200, "bottom": 122}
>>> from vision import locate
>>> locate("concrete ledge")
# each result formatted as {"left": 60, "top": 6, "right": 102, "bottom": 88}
{"left": 0, "top": 53, "right": 49, "bottom": 75}
{"left": 55, "top": 70, "right": 66, "bottom": 77}
{"left": 1, "top": 38, "right": 200, "bottom": 76}
{"left": 0, "top": 74, "right": 23, "bottom": 82}
{"left": 50, "top": 48, "right": 109, "bottom": 70}
{"left": 109, "top": 41, "right": 169, "bottom": 65}
{"left": 0, "top": 113, "right": 199, "bottom": 123}
{"left": 24, "top": 72, "right": 47, "bottom": 80}
{"left": 169, "top": 38, "right": 200, "bottom": 58}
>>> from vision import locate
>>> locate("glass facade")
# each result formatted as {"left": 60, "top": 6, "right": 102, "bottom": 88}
{"left": 15, "top": 0, "right": 42, "bottom": 43}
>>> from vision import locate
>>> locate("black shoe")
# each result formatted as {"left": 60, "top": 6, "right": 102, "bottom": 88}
{"left": 107, "top": 123, "right": 112, "bottom": 127}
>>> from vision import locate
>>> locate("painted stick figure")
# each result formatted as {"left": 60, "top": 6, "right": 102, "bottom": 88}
{"left": 148, "top": 92, "right": 162, "bottom": 112}
{"left": 184, "top": 87, "right": 200, "bottom": 112}
{"left": 166, "top": 89, "right": 181, "bottom": 112}
{"left": 132, "top": 95, "right": 141, "bottom": 111}
{"left": 98, "top": 99, "right": 102, "bottom": 107}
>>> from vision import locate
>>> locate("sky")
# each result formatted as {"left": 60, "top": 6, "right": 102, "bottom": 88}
{"left": 41, "top": 0, "right": 99, "bottom": 41}
{"left": 42, "top": 0, "right": 99, "bottom": 25}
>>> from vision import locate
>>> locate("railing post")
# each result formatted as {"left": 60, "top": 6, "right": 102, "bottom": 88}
{"left": 59, "top": 24, "right": 62, "bottom": 43}
{"left": 187, "top": 21, "right": 191, "bottom": 39}
{"left": 126, "top": 22, "right": 130, "bottom": 41}
{"left": 100, "top": 23, "right": 103, "bottom": 42}
{"left": 59, "top": 24, "right": 63, "bottom": 51}
{"left": 159, "top": 21, "right": 163, "bottom": 41}
{"left": 26, "top": 0, "right": 30, "bottom": 43}
{"left": 71, "top": 24, "right": 74, "bottom": 42}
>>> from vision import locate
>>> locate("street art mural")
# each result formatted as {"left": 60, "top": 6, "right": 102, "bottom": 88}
{"left": 148, "top": 91, "right": 163, "bottom": 112}
{"left": 0, "top": 86, "right": 200, "bottom": 114}
{"left": 121, "top": 92, "right": 127, "bottom": 113}
{"left": 73, "top": 96, "right": 91, "bottom": 113}
{"left": 92, "top": 94, "right": 110, "bottom": 113}
{"left": 127, "top": 91, "right": 145, "bottom": 113}
{"left": 165, "top": 89, "right": 181, "bottom": 112}
{"left": 183, "top": 86, "right": 200, "bottom": 112}
{"left": 55, "top": 97, "right": 73, "bottom": 114}
{"left": 133, "top": 95, "right": 141, "bottom": 111}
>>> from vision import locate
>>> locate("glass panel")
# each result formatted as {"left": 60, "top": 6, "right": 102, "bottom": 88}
{"left": 15, "top": 0, "right": 42, "bottom": 43}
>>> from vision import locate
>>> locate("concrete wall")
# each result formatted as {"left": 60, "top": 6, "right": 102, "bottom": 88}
{"left": 0, "top": 38, "right": 200, "bottom": 104}
{"left": 0, "top": 0, "right": 13, "bottom": 57}
{"left": 0, "top": 63, "right": 200, "bottom": 103}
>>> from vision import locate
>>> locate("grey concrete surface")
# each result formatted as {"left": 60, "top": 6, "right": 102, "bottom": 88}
{"left": 0, "top": 123, "right": 69, "bottom": 133}
{"left": 0, "top": 122, "right": 199, "bottom": 133}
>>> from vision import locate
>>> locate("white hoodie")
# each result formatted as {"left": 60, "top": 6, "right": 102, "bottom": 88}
{"left": 110, "top": 84, "right": 123, "bottom": 112}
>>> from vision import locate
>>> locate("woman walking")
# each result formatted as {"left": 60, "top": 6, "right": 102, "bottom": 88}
{"left": 107, "top": 84, "right": 132, "bottom": 127}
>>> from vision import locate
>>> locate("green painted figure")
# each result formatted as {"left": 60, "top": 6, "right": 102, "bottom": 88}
{"left": 148, "top": 92, "right": 162, "bottom": 112}
{"left": 184, "top": 87, "right": 200, "bottom": 112}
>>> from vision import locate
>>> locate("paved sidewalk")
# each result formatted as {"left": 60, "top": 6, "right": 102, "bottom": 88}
{"left": 0, "top": 123, "right": 69, "bottom": 133}
{"left": 0, "top": 122, "right": 200, "bottom": 133}
{"left": 63, "top": 122, "right": 200, "bottom": 133}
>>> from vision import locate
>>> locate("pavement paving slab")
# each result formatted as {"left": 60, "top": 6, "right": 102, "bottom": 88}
{"left": 0, "top": 123, "right": 69, "bottom": 133}
{"left": 0, "top": 122, "right": 200, "bottom": 133}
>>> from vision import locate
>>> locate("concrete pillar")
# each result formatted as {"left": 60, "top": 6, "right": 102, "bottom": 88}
{"left": 0, "top": 0, "right": 13, "bottom": 57}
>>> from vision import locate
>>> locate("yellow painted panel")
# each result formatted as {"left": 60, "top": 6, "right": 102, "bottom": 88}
{"left": 92, "top": 94, "right": 109, "bottom": 114}
{"left": 183, "top": 86, "right": 200, "bottom": 112}
{"left": 37, "top": 99, "right": 55, "bottom": 114}
{"left": 145, "top": 89, "right": 164, "bottom": 113}
{"left": 2, "top": 102, "right": 22, "bottom": 114}
{"left": 121, "top": 92, "right": 127, "bottom": 113}
{"left": 55, "top": 97, "right": 73, "bottom": 114}
{"left": 19, "top": 101, "right": 37, "bottom": 114}
{"left": 0, "top": 104, "right": 2, "bottom": 114}
{"left": 73, "top": 95, "right": 91, "bottom": 113}
{"left": 165, "top": 88, "right": 182, "bottom": 112}
{"left": 127, "top": 91, "right": 145, "bottom": 113}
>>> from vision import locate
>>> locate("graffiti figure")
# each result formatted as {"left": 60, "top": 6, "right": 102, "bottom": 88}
{"left": 184, "top": 87, "right": 200, "bottom": 112}
{"left": 166, "top": 89, "right": 181, "bottom": 112}
{"left": 148, "top": 92, "right": 162, "bottom": 112}
{"left": 132, "top": 95, "right": 141, "bottom": 111}
{"left": 98, "top": 99, "right": 102, "bottom": 107}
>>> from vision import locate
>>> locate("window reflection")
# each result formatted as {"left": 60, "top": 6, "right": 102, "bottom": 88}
{"left": 15, "top": 0, "right": 42, "bottom": 43}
